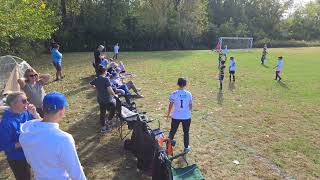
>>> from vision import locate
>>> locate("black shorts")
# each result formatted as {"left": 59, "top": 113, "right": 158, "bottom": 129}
{"left": 53, "top": 62, "right": 62, "bottom": 71}
{"left": 229, "top": 71, "right": 235, "bottom": 74}
{"left": 219, "top": 75, "right": 224, "bottom": 80}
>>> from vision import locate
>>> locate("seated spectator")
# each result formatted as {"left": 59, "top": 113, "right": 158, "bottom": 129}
{"left": 90, "top": 65, "right": 118, "bottom": 133}
{"left": 19, "top": 92, "right": 87, "bottom": 180}
{"left": 110, "top": 72, "right": 144, "bottom": 98}
{"left": 0, "top": 92, "right": 40, "bottom": 180}
{"left": 119, "top": 61, "right": 126, "bottom": 73}
{"left": 18, "top": 68, "right": 50, "bottom": 117}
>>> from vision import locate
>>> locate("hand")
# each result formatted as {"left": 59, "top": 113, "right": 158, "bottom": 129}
{"left": 27, "top": 104, "right": 37, "bottom": 115}
{"left": 15, "top": 142, "right": 21, "bottom": 149}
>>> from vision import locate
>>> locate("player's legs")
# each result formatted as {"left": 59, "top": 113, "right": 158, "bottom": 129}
{"left": 169, "top": 119, "right": 181, "bottom": 141}
{"left": 181, "top": 119, "right": 191, "bottom": 149}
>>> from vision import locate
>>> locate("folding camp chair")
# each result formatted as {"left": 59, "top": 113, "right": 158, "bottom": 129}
{"left": 115, "top": 97, "right": 148, "bottom": 140}
{"left": 153, "top": 133, "right": 205, "bottom": 180}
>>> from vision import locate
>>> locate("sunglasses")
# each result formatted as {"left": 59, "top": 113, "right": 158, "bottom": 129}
{"left": 15, "top": 98, "right": 28, "bottom": 104}
{"left": 29, "top": 74, "right": 38, "bottom": 78}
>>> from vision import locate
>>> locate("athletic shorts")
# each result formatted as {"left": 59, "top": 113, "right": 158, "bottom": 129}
{"left": 219, "top": 75, "right": 224, "bottom": 80}
{"left": 53, "top": 62, "right": 62, "bottom": 71}
{"left": 229, "top": 71, "right": 235, "bottom": 74}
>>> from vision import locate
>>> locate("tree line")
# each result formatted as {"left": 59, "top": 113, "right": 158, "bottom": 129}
{"left": 0, "top": 0, "right": 320, "bottom": 54}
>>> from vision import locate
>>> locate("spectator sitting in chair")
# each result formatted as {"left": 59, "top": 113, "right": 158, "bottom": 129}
{"left": 109, "top": 72, "right": 144, "bottom": 98}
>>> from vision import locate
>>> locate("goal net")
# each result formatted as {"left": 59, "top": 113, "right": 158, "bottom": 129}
{"left": 219, "top": 37, "right": 253, "bottom": 50}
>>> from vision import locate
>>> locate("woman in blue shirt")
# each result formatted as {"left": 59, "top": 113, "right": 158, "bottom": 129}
{"left": 51, "top": 43, "right": 64, "bottom": 81}
{"left": 0, "top": 92, "right": 40, "bottom": 180}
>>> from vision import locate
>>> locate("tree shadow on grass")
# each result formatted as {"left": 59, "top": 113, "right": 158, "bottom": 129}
{"left": 277, "top": 81, "right": 289, "bottom": 89}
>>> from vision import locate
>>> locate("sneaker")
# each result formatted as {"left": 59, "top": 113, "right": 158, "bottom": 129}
{"left": 184, "top": 146, "right": 190, "bottom": 153}
{"left": 100, "top": 125, "right": 110, "bottom": 133}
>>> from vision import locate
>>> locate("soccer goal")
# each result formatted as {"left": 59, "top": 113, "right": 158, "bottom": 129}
{"left": 219, "top": 37, "right": 253, "bottom": 51}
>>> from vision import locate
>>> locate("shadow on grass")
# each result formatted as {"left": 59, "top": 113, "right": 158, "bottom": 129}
{"left": 66, "top": 106, "right": 142, "bottom": 179}
{"left": 0, "top": 158, "right": 11, "bottom": 180}
{"left": 80, "top": 75, "right": 96, "bottom": 86}
{"left": 261, "top": 64, "right": 269, "bottom": 68}
{"left": 228, "top": 81, "right": 236, "bottom": 92}
{"left": 217, "top": 90, "right": 223, "bottom": 105}
{"left": 277, "top": 81, "right": 289, "bottom": 89}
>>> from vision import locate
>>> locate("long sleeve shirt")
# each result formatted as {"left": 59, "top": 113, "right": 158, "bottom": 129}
{"left": 20, "top": 120, "right": 87, "bottom": 180}
{"left": 0, "top": 109, "right": 33, "bottom": 160}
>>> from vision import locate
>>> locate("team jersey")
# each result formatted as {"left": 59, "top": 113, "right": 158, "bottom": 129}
{"left": 169, "top": 89, "right": 192, "bottom": 120}
{"left": 229, "top": 60, "right": 236, "bottom": 71}
{"left": 224, "top": 48, "right": 228, "bottom": 55}
{"left": 276, "top": 59, "right": 283, "bottom": 71}
{"left": 219, "top": 65, "right": 226, "bottom": 76}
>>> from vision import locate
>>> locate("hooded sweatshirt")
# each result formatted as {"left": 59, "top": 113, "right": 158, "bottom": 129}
{"left": 0, "top": 109, "right": 33, "bottom": 160}
{"left": 19, "top": 120, "right": 86, "bottom": 180}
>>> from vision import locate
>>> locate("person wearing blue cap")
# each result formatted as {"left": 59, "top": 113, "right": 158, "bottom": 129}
{"left": 90, "top": 65, "right": 118, "bottom": 133}
{"left": 19, "top": 92, "right": 87, "bottom": 180}
{"left": 0, "top": 92, "right": 40, "bottom": 180}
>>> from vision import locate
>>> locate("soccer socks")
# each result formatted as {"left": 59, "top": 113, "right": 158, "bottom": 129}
{"left": 220, "top": 82, "right": 223, "bottom": 90}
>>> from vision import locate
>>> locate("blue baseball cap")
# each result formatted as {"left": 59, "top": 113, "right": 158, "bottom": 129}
{"left": 43, "top": 92, "right": 68, "bottom": 111}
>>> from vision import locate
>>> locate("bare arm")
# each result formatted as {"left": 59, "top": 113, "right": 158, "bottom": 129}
{"left": 17, "top": 78, "right": 26, "bottom": 88}
{"left": 39, "top": 74, "right": 50, "bottom": 85}
{"left": 167, "top": 102, "right": 174, "bottom": 118}
{"left": 107, "top": 86, "right": 117, "bottom": 97}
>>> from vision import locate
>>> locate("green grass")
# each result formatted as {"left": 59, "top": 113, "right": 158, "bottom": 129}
{"left": 1, "top": 47, "right": 320, "bottom": 179}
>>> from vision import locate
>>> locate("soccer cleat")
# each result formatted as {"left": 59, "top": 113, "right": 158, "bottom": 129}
{"left": 184, "top": 146, "right": 190, "bottom": 153}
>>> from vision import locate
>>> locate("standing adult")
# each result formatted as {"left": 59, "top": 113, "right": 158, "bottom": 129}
{"left": 51, "top": 43, "right": 64, "bottom": 81}
{"left": 113, "top": 43, "right": 120, "bottom": 60}
{"left": 167, "top": 78, "right": 193, "bottom": 152}
{"left": 0, "top": 92, "right": 40, "bottom": 180}
{"left": 274, "top": 56, "right": 283, "bottom": 81}
{"left": 90, "top": 65, "right": 118, "bottom": 133}
{"left": 18, "top": 68, "right": 50, "bottom": 117}
{"left": 94, "top": 45, "right": 105, "bottom": 76}
{"left": 20, "top": 92, "right": 87, "bottom": 180}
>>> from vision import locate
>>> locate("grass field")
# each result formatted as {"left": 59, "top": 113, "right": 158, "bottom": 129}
{"left": 1, "top": 47, "right": 320, "bottom": 179}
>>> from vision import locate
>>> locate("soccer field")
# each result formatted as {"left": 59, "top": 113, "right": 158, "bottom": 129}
{"left": 1, "top": 47, "right": 319, "bottom": 179}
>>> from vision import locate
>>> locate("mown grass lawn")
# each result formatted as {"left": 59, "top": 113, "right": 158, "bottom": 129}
{"left": 1, "top": 47, "right": 319, "bottom": 179}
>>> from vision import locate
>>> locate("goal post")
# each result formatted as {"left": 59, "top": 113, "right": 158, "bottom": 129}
{"left": 219, "top": 37, "right": 253, "bottom": 50}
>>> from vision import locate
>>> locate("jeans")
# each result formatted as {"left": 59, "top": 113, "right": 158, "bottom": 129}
{"left": 168, "top": 118, "right": 191, "bottom": 148}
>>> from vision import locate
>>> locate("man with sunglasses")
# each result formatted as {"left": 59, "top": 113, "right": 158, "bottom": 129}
{"left": 0, "top": 92, "right": 40, "bottom": 180}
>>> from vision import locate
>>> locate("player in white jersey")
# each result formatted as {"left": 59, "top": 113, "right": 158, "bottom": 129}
{"left": 229, "top": 57, "right": 236, "bottom": 82}
{"left": 274, "top": 56, "right": 283, "bottom": 81}
{"left": 167, "top": 78, "right": 193, "bottom": 152}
